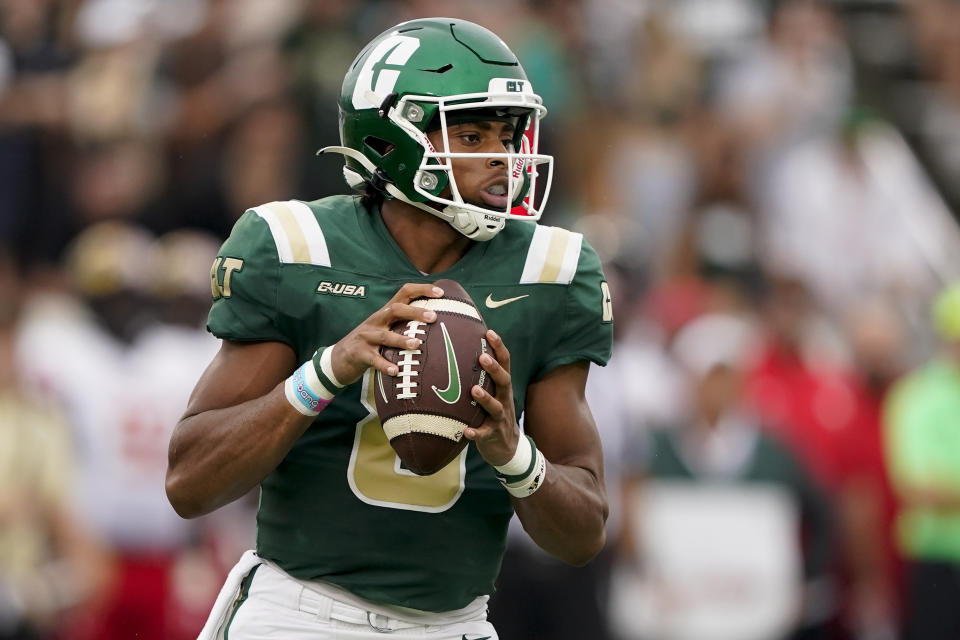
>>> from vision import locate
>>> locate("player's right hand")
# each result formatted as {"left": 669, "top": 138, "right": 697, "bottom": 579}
{"left": 329, "top": 283, "right": 443, "bottom": 386}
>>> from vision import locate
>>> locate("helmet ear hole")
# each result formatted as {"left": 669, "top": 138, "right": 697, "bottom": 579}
{"left": 363, "top": 136, "right": 394, "bottom": 157}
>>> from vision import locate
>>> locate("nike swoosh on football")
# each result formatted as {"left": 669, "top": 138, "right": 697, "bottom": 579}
{"left": 431, "top": 322, "right": 461, "bottom": 404}
{"left": 485, "top": 293, "right": 529, "bottom": 309}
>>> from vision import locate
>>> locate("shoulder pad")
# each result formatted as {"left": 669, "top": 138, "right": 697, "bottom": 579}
{"left": 251, "top": 201, "right": 331, "bottom": 266}
{"left": 519, "top": 225, "right": 583, "bottom": 285}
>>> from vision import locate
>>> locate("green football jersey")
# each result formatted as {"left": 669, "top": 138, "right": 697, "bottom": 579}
{"left": 207, "top": 195, "right": 613, "bottom": 612}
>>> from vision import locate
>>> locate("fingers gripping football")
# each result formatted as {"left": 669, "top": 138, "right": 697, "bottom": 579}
{"left": 330, "top": 283, "right": 442, "bottom": 385}
{"left": 465, "top": 329, "right": 521, "bottom": 467}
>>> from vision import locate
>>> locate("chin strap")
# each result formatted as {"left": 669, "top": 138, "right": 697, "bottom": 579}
{"left": 318, "top": 146, "right": 504, "bottom": 242}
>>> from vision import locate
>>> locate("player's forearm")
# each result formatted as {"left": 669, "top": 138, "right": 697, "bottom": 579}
{"left": 166, "top": 384, "right": 313, "bottom": 518}
{"left": 512, "top": 461, "right": 608, "bottom": 566}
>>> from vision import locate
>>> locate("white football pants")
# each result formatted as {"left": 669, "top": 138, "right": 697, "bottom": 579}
{"left": 197, "top": 550, "right": 499, "bottom": 640}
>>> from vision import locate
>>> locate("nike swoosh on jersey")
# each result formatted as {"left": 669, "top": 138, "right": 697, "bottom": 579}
{"left": 485, "top": 293, "right": 530, "bottom": 309}
{"left": 431, "top": 322, "right": 461, "bottom": 404}
{"left": 461, "top": 636, "right": 492, "bottom": 640}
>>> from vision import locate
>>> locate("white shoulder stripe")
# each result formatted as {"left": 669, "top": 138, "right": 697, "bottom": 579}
{"left": 556, "top": 231, "right": 583, "bottom": 284}
{"left": 253, "top": 202, "right": 294, "bottom": 263}
{"left": 520, "top": 225, "right": 583, "bottom": 284}
{"left": 252, "top": 201, "right": 331, "bottom": 266}
{"left": 287, "top": 200, "right": 331, "bottom": 266}
{"left": 520, "top": 225, "right": 553, "bottom": 284}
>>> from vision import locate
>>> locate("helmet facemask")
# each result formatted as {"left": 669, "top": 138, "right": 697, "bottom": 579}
{"left": 393, "top": 90, "right": 553, "bottom": 239}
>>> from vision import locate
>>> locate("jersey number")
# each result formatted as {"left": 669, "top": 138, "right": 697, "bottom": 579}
{"left": 347, "top": 370, "right": 467, "bottom": 512}
{"left": 600, "top": 281, "right": 613, "bottom": 323}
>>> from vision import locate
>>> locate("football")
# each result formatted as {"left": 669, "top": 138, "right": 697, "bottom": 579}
{"left": 376, "top": 279, "right": 495, "bottom": 475}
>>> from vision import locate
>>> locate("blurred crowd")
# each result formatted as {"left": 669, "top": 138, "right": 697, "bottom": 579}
{"left": 2, "top": 0, "right": 960, "bottom": 639}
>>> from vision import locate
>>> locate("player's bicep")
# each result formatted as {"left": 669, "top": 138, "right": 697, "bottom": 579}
{"left": 523, "top": 360, "right": 604, "bottom": 481}
{"left": 183, "top": 339, "right": 297, "bottom": 418}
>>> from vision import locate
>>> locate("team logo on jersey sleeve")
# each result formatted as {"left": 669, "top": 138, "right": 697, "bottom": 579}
{"left": 211, "top": 256, "right": 244, "bottom": 299}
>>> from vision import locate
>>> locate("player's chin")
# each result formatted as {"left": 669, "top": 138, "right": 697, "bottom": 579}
{"left": 464, "top": 198, "right": 508, "bottom": 214}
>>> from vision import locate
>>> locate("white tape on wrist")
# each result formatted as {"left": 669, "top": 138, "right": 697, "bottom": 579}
{"left": 502, "top": 449, "right": 547, "bottom": 498}
{"left": 493, "top": 435, "right": 547, "bottom": 498}
{"left": 318, "top": 345, "right": 345, "bottom": 389}
{"left": 493, "top": 435, "right": 533, "bottom": 477}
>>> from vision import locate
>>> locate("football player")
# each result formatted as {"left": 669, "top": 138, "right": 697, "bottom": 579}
{"left": 166, "top": 18, "right": 613, "bottom": 639}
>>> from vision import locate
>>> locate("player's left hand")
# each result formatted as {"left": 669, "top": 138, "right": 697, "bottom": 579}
{"left": 464, "top": 329, "right": 521, "bottom": 467}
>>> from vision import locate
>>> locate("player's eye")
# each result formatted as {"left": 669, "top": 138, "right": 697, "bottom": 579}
{"left": 458, "top": 133, "right": 481, "bottom": 145}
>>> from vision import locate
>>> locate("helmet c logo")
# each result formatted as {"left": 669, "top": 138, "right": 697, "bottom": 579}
{"left": 352, "top": 35, "right": 421, "bottom": 110}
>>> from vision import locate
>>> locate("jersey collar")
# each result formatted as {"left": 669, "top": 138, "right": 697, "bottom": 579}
{"left": 360, "top": 198, "right": 489, "bottom": 279}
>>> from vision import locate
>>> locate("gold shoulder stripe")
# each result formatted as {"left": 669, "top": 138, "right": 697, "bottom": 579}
{"left": 520, "top": 225, "right": 583, "bottom": 284}
{"left": 539, "top": 227, "right": 571, "bottom": 283}
{"left": 266, "top": 202, "right": 311, "bottom": 264}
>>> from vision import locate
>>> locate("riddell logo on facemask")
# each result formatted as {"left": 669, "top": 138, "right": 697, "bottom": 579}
{"left": 512, "top": 158, "right": 524, "bottom": 180}
{"left": 317, "top": 281, "right": 367, "bottom": 297}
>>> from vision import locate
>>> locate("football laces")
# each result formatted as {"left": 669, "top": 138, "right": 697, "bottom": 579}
{"left": 395, "top": 320, "right": 425, "bottom": 399}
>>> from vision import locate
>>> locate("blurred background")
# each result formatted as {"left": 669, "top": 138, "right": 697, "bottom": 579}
{"left": 2, "top": 0, "right": 960, "bottom": 639}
